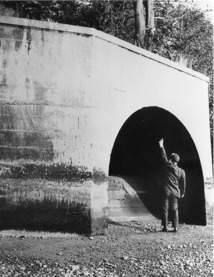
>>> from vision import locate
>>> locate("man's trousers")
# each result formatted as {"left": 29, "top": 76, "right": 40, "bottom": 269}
{"left": 162, "top": 191, "right": 179, "bottom": 230}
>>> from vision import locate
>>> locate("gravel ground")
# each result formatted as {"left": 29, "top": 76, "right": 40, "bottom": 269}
{"left": 0, "top": 220, "right": 213, "bottom": 277}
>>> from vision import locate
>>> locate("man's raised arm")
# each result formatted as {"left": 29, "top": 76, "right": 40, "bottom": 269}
{"left": 159, "top": 138, "right": 168, "bottom": 164}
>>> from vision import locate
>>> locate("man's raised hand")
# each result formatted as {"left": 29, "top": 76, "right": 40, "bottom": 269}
{"left": 159, "top": 138, "right": 164, "bottom": 148}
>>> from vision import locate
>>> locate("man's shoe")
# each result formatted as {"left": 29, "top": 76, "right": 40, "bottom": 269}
{"left": 161, "top": 227, "right": 168, "bottom": 232}
{"left": 173, "top": 228, "right": 178, "bottom": 233}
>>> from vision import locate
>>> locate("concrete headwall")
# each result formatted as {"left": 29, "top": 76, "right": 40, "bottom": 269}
{"left": 0, "top": 16, "right": 212, "bottom": 176}
{"left": 0, "top": 16, "right": 213, "bottom": 230}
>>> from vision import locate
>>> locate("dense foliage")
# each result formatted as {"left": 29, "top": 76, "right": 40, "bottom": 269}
{"left": 1, "top": 0, "right": 213, "bottom": 144}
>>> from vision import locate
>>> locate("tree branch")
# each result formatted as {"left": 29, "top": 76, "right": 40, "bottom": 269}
{"left": 154, "top": 11, "right": 191, "bottom": 22}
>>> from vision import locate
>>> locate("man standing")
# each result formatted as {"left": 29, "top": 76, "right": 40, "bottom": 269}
{"left": 159, "top": 138, "right": 186, "bottom": 232}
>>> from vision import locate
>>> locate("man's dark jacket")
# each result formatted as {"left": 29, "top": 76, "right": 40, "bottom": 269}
{"left": 160, "top": 146, "right": 186, "bottom": 198}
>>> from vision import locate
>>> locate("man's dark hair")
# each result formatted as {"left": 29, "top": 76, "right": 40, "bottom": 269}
{"left": 171, "top": 153, "right": 180, "bottom": 163}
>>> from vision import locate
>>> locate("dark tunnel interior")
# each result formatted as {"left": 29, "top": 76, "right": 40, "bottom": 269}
{"left": 109, "top": 107, "right": 206, "bottom": 225}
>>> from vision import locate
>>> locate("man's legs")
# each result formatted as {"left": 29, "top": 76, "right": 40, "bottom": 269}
{"left": 170, "top": 195, "right": 179, "bottom": 232}
{"left": 162, "top": 191, "right": 170, "bottom": 231}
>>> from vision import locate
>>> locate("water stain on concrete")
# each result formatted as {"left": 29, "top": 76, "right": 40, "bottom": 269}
{"left": 26, "top": 28, "right": 31, "bottom": 54}
{"left": 0, "top": 104, "right": 54, "bottom": 161}
{"left": 15, "top": 40, "right": 22, "bottom": 51}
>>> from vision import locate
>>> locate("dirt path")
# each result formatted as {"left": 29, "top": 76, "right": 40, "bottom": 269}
{"left": 0, "top": 219, "right": 213, "bottom": 276}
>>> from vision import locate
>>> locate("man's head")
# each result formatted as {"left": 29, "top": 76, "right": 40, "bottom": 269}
{"left": 170, "top": 153, "right": 180, "bottom": 163}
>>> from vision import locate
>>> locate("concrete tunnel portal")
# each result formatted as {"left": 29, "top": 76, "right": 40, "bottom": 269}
{"left": 109, "top": 107, "right": 206, "bottom": 225}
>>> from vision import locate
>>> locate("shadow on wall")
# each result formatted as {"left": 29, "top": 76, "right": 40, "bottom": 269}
{"left": 109, "top": 106, "right": 206, "bottom": 225}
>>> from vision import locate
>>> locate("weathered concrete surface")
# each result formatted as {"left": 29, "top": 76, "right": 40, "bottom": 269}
{"left": 0, "top": 25, "right": 94, "bottom": 166}
{"left": 0, "top": 16, "right": 213, "bottom": 230}
{"left": 0, "top": 178, "right": 108, "bottom": 235}
{"left": 0, "top": 17, "right": 108, "bottom": 234}
{"left": 90, "top": 181, "right": 108, "bottom": 235}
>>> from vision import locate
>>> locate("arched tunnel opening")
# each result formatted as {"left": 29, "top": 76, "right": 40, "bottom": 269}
{"left": 109, "top": 107, "right": 206, "bottom": 225}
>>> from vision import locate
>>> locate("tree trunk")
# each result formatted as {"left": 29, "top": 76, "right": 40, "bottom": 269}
{"left": 134, "top": 0, "right": 146, "bottom": 47}
{"left": 147, "top": 0, "right": 154, "bottom": 30}
{"left": 134, "top": 0, "right": 154, "bottom": 48}
{"left": 144, "top": 0, "right": 155, "bottom": 50}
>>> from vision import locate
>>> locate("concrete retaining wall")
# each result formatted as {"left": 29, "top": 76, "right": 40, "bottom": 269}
{"left": 0, "top": 17, "right": 108, "bottom": 234}
{"left": 0, "top": 16, "right": 212, "bottom": 231}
